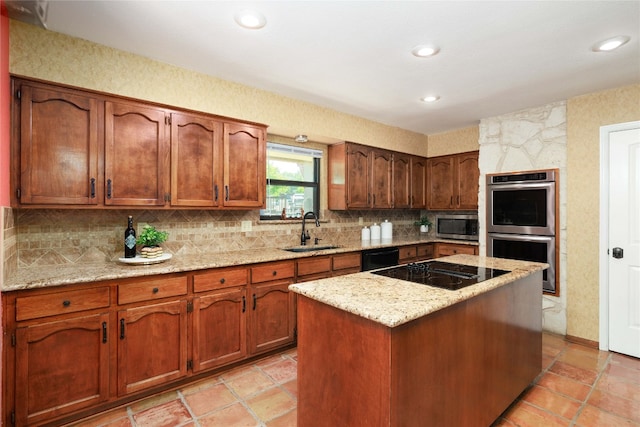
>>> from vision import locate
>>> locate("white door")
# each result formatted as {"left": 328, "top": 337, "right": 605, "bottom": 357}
{"left": 608, "top": 126, "right": 640, "bottom": 358}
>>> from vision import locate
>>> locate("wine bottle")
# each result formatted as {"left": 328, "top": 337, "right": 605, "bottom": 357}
{"left": 124, "top": 216, "right": 136, "bottom": 258}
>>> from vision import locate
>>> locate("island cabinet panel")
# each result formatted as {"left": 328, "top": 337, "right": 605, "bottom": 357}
{"left": 193, "top": 287, "right": 247, "bottom": 372}
{"left": 427, "top": 151, "right": 479, "bottom": 210}
{"left": 170, "top": 112, "right": 222, "bottom": 207}
{"left": 15, "top": 83, "right": 101, "bottom": 206}
{"left": 117, "top": 300, "right": 188, "bottom": 396}
{"left": 296, "top": 272, "right": 542, "bottom": 427}
{"left": 104, "top": 100, "right": 170, "bottom": 206}
{"left": 223, "top": 122, "right": 266, "bottom": 208}
{"left": 14, "top": 313, "right": 111, "bottom": 426}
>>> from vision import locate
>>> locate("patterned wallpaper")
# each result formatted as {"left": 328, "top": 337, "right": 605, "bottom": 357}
{"left": 566, "top": 84, "right": 640, "bottom": 342}
{"left": 428, "top": 126, "right": 480, "bottom": 157}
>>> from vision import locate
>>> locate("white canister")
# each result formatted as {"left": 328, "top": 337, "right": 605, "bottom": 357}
{"left": 370, "top": 223, "right": 381, "bottom": 240}
{"left": 381, "top": 219, "right": 393, "bottom": 240}
{"left": 361, "top": 226, "right": 371, "bottom": 241}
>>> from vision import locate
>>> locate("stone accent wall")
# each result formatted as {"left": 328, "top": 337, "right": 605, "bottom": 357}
{"left": 479, "top": 101, "right": 567, "bottom": 335}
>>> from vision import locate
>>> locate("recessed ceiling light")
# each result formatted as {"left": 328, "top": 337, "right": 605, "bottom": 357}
{"left": 234, "top": 10, "right": 267, "bottom": 29}
{"left": 412, "top": 45, "right": 440, "bottom": 58}
{"left": 592, "top": 35, "right": 630, "bottom": 52}
{"left": 421, "top": 95, "right": 440, "bottom": 103}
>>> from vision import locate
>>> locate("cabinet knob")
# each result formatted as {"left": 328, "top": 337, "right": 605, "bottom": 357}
{"left": 220, "top": 278, "right": 226, "bottom": 284}
{"left": 272, "top": 271, "right": 277, "bottom": 276}
{"left": 62, "top": 300, "right": 71, "bottom": 307}
{"left": 152, "top": 287, "right": 159, "bottom": 294}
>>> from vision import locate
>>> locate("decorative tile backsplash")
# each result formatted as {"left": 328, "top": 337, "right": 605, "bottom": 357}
{"left": 10, "top": 208, "right": 429, "bottom": 269}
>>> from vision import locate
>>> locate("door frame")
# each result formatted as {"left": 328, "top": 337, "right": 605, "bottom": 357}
{"left": 598, "top": 120, "right": 640, "bottom": 351}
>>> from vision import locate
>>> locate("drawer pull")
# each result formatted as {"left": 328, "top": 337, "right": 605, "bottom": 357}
{"left": 102, "top": 322, "right": 107, "bottom": 343}
{"left": 152, "top": 287, "right": 159, "bottom": 294}
{"left": 62, "top": 300, "right": 71, "bottom": 307}
{"left": 220, "top": 278, "right": 226, "bottom": 284}
{"left": 120, "top": 318, "right": 125, "bottom": 339}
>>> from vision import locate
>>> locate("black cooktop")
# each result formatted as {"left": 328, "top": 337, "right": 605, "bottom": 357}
{"left": 371, "top": 261, "right": 509, "bottom": 291}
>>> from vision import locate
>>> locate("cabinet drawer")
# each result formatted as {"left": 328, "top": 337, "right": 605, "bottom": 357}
{"left": 399, "top": 245, "right": 417, "bottom": 262}
{"left": 251, "top": 261, "right": 295, "bottom": 284}
{"left": 193, "top": 267, "right": 248, "bottom": 292}
{"left": 16, "top": 287, "right": 110, "bottom": 321}
{"left": 118, "top": 276, "right": 187, "bottom": 305}
{"left": 297, "top": 256, "right": 331, "bottom": 277}
{"left": 416, "top": 244, "right": 434, "bottom": 259}
{"left": 438, "top": 244, "right": 476, "bottom": 256}
{"left": 332, "top": 252, "right": 361, "bottom": 271}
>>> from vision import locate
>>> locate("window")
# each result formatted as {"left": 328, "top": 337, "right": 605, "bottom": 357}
{"left": 260, "top": 142, "right": 322, "bottom": 220}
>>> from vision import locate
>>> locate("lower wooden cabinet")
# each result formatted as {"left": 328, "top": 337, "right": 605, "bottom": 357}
{"left": 435, "top": 242, "right": 478, "bottom": 257}
{"left": 14, "top": 312, "right": 110, "bottom": 426}
{"left": 117, "top": 300, "right": 189, "bottom": 396}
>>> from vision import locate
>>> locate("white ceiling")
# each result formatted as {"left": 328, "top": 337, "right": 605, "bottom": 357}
{"left": 11, "top": 1, "right": 640, "bottom": 136}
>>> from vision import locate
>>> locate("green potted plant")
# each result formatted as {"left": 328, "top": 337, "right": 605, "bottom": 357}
{"left": 136, "top": 225, "right": 169, "bottom": 258}
{"left": 414, "top": 216, "right": 432, "bottom": 233}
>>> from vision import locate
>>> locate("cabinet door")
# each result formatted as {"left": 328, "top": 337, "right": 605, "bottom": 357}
{"left": 15, "top": 313, "right": 110, "bottom": 426}
{"left": 193, "top": 287, "right": 247, "bottom": 372}
{"left": 371, "top": 149, "right": 393, "bottom": 209}
{"left": 18, "top": 85, "right": 99, "bottom": 205}
{"left": 223, "top": 122, "right": 265, "bottom": 208}
{"left": 171, "top": 112, "right": 222, "bottom": 207}
{"left": 117, "top": 300, "right": 188, "bottom": 396}
{"left": 427, "top": 156, "right": 455, "bottom": 210}
{"left": 456, "top": 152, "right": 479, "bottom": 210}
{"left": 105, "top": 101, "right": 169, "bottom": 206}
{"left": 249, "top": 280, "right": 296, "bottom": 354}
{"left": 346, "top": 144, "right": 371, "bottom": 208}
{"left": 392, "top": 153, "right": 411, "bottom": 209}
{"left": 410, "top": 156, "right": 427, "bottom": 209}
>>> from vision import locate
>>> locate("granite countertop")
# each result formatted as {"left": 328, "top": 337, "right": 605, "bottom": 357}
{"left": 289, "top": 254, "right": 548, "bottom": 328}
{"left": 4, "top": 237, "right": 478, "bottom": 292}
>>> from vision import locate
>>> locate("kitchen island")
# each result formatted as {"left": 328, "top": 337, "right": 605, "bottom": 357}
{"left": 289, "top": 255, "right": 546, "bottom": 427}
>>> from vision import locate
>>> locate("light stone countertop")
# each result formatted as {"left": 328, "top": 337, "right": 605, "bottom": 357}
{"left": 3, "top": 237, "right": 477, "bottom": 292}
{"left": 289, "top": 254, "right": 548, "bottom": 328}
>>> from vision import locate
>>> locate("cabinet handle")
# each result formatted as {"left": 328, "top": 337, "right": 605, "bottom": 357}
{"left": 62, "top": 300, "right": 71, "bottom": 307}
{"left": 214, "top": 185, "right": 218, "bottom": 202}
{"left": 220, "top": 278, "right": 225, "bottom": 284}
{"left": 253, "top": 294, "right": 257, "bottom": 310}
{"left": 107, "top": 179, "right": 112, "bottom": 199}
{"left": 120, "top": 318, "right": 125, "bottom": 339}
{"left": 450, "top": 196, "right": 454, "bottom": 205}
{"left": 225, "top": 185, "right": 229, "bottom": 201}
{"left": 90, "top": 178, "right": 96, "bottom": 198}
{"left": 242, "top": 296, "right": 246, "bottom": 313}
{"left": 152, "top": 287, "right": 159, "bottom": 294}
{"left": 102, "top": 322, "right": 107, "bottom": 343}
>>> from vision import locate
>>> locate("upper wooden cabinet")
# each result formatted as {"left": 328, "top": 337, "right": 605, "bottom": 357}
{"left": 105, "top": 101, "right": 169, "bottom": 206}
{"left": 170, "top": 112, "right": 222, "bottom": 207}
{"left": 329, "top": 142, "right": 424, "bottom": 210}
{"left": 15, "top": 83, "right": 100, "bottom": 205}
{"left": 223, "top": 123, "right": 266, "bottom": 208}
{"left": 427, "top": 151, "right": 479, "bottom": 210}
{"left": 11, "top": 77, "right": 267, "bottom": 209}
{"left": 392, "top": 152, "right": 411, "bottom": 209}
{"left": 410, "top": 156, "right": 428, "bottom": 209}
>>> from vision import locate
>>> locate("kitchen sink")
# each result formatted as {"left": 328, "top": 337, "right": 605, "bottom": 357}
{"left": 282, "top": 245, "right": 341, "bottom": 253}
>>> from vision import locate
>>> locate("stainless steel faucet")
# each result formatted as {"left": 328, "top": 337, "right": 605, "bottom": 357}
{"left": 301, "top": 211, "right": 320, "bottom": 245}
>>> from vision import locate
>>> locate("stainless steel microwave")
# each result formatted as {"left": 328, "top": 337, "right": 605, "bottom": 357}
{"left": 435, "top": 214, "right": 479, "bottom": 241}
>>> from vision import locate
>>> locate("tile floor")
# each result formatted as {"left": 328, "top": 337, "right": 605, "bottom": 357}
{"left": 68, "top": 333, "right": 639, "bottom": 427}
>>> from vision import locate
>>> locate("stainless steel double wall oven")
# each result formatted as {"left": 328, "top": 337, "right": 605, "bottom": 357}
{"left": 486, "top": 169, "right": 558, "bottom": 294}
